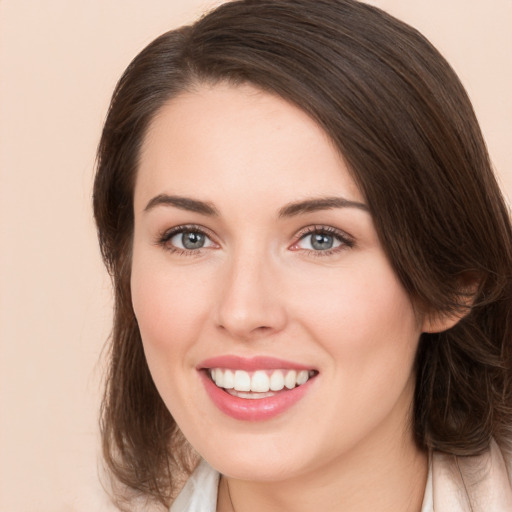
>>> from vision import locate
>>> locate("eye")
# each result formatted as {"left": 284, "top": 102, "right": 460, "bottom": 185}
{"left": 300, "top": 232, "right": 341, "bottom": 251}
{"left": 171, "top": 230, "right": 213, "bottom": 250}
{"left": 157, "top": 225, "right": 217, "bottom": 254}
{"left": 290, "top": 226, "right": 353, "bottom": 255}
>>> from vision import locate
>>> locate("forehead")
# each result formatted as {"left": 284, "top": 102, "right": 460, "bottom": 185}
{"left": 135, "top": 82, "right": 363, "bottom": 213}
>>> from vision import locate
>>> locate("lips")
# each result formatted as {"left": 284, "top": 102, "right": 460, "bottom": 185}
{"left": 198, "top": 356, "right": 318, "bottom": 421}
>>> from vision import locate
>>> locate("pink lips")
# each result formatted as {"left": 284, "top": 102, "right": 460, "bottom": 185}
{"left": 197, "top": 355, "right": 317, "bottom": 421}
{"left": 198, "top": 355, "right": 313, "bottom": 372}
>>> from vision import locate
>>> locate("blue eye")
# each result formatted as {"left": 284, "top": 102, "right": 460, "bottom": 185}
{"left": 292, "top": 226, "right": 353, "bottom": 255}
{"left": 158, "top": 225, "right": 216, "bottom": 253}
{"left": 298, "top": 232, "right": 342, "bottom": 251}
{"left": 171, "top": 230, "right": 210, "bottom": 250}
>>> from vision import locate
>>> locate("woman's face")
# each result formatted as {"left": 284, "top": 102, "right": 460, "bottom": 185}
{"left": 131, "top": 83, "right": 425, "bottom": 481}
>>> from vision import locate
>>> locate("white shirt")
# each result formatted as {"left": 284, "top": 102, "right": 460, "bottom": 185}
{"left": 170, "top": 440, "right": 512, "bottom": 511}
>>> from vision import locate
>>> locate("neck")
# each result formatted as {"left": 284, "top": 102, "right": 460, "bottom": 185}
{"left": 218, "top": 424, "right": 427, "bottom": 512}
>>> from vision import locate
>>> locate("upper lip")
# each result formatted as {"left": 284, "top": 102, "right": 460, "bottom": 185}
{"left": 197, "top": 355, "right": 315, "bottom": 372}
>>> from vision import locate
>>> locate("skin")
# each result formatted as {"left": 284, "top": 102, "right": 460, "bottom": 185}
{"left": 131, "top": 83, "right": 444, "bottom": 511}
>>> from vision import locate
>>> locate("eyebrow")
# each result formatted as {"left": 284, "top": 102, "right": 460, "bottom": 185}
{"left": 278, "top": 197, "right": 369, "bottom": 217}
{"left": 144, "top": 194, "right": 219, "bottom": 216}
{"left": 143, "top": 194, "right": 369, "bottom": 218}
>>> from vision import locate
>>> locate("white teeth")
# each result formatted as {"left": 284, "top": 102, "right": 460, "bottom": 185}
{"left": 223, "top": 369, "right": 234, "bottom": 389}
{"left": 213, "top": 368, "right": 224, "bottom": 388}
{"left": 234, "top": 370, "right": 251, "bottom": 391}
{"left": 209, "top": 368, "right": 314, "bottom": 393}
{"left": 251, "top": 371, "right": 270, "bottom": 392}
{"left": 297, "top": 370, "right": 309, "bottom": 385}
{"left": 284, "top": 370, "right": 297, "bottom": 389}
{"left": 269, "top": 370, "right": 285, "bottom": 391}
{"left": 227, "top": 390, "right": 275, "bottom": 399}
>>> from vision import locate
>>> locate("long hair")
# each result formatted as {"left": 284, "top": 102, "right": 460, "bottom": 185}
{"left": 93, "top": 0, "right": 512, "bottom": 506}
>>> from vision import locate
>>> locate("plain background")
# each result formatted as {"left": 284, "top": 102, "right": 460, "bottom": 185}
{"left": 0, "top": 1, "right": 510, "bottom": 510}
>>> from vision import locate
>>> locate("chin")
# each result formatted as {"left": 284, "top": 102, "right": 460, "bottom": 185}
{"left": 189, "top": 428, "right": 321, "bottom": 482}
{"left": 208, "top": 454, "right": 300, "bottom": 482}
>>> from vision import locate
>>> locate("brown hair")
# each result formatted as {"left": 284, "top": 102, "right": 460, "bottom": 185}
{"left": 93, "top": 0, "right": 512, "bottom": 506}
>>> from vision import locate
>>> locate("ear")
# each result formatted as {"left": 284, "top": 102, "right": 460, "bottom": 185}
{"left": 421, "top": 275, "right": 480, "bottom": 334}
{"left": 421, "top": 308, "right": 468, "bottom": 334}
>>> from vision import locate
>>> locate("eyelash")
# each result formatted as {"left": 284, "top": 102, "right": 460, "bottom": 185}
{"left": 155, "top": 224, "right": 354, "bottom": 257}
{"left": 156, "top": 224, "right": 217, "bottom": 256}
{"left": 291, "top": 225, "right": 354, "bottom": 257}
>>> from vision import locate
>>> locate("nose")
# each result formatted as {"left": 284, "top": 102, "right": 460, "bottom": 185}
{"left": 214, "top": 250, "right": 288, "bottom": 341}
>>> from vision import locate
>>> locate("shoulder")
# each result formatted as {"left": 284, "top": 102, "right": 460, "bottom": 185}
{"left": 431, "top": 439, "right": 512, "bottom": 511}
{"left": 170, "top": 459, "right": 219, "bottom": 512}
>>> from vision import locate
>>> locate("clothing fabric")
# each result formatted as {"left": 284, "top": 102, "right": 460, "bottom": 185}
{"left": 170, "top": 440, "right": 512, "bottom": 511}
{"left": 170, "top": 459, "right": 219, "bottom": 512}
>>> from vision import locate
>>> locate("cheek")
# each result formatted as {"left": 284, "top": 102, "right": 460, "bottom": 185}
{"left": 130, "top": 253, "right": 216, "bottom": 389}
{"left": 130, "top": 257, "right": 215, "bottom": 421}
{"left": 288, "top": 263, "right": 421, "bottom": 452}
{"left": 296, "top": 259, "right": 418, "bottom": 337}
{"left": 292, "top": 257, "right": 421, "bottom": 392}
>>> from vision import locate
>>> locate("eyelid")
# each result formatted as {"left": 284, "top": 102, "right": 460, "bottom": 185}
{"left": 155, "top": 224, "right": 219, "bottom": 254}
{"left": 289, "top": 225, "right": 355, "bottom": 253}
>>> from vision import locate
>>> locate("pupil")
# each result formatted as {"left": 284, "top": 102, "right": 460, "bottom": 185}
{"left": 311, "top": 233, "right": 333, "bottom": 250}
{"left": 182, "top": 231, "right": 205, "bottom": 249}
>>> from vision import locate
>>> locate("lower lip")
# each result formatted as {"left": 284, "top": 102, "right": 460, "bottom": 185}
{"left": 199, "top": 371, "right": 315, "bottom": 421}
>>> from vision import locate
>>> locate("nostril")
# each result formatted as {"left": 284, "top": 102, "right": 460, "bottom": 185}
{"left": 216, "top": 321, "right": 282, "bottom": 341}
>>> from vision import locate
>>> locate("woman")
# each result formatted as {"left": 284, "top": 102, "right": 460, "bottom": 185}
{"left": 93, "top": 0, "right": 512, "bottom": 510}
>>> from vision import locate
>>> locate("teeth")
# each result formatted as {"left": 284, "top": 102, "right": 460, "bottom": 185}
{"left": 234, "top": 370, "right": 251, "bottom": 391}
{"left": 297, "top": 370, "right": 309, "bottom": 385}
{"left": 209, "top": 368, "right": 314, "bottom": 393}
{"left": 226, "top": 390, "right": 275, "bottom": 399}
{"left": 213, "top": 368, "right": 224, "bottom": 388}
{"left": 223, "top": 369, "right": 234, "bottom": 389}
{"left": 284, "top": 370, "right": 297, "bottom": 389}
{"left": 269, "top": 370, "right": 285, "bottom": 391}
{"left": 251, "top": 370, "right": 270, "bottom": 392}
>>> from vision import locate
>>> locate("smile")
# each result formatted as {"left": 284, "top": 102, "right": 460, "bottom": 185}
{"left": 198, "top": 356, "right": 318, "bottom": 420}
{"left": 209, "top": 368, "right": 316, "bottom": 397}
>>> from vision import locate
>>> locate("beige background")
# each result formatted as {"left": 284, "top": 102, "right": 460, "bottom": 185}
{"left": 0, "top": 1, "right": 510, "bottom": 510}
